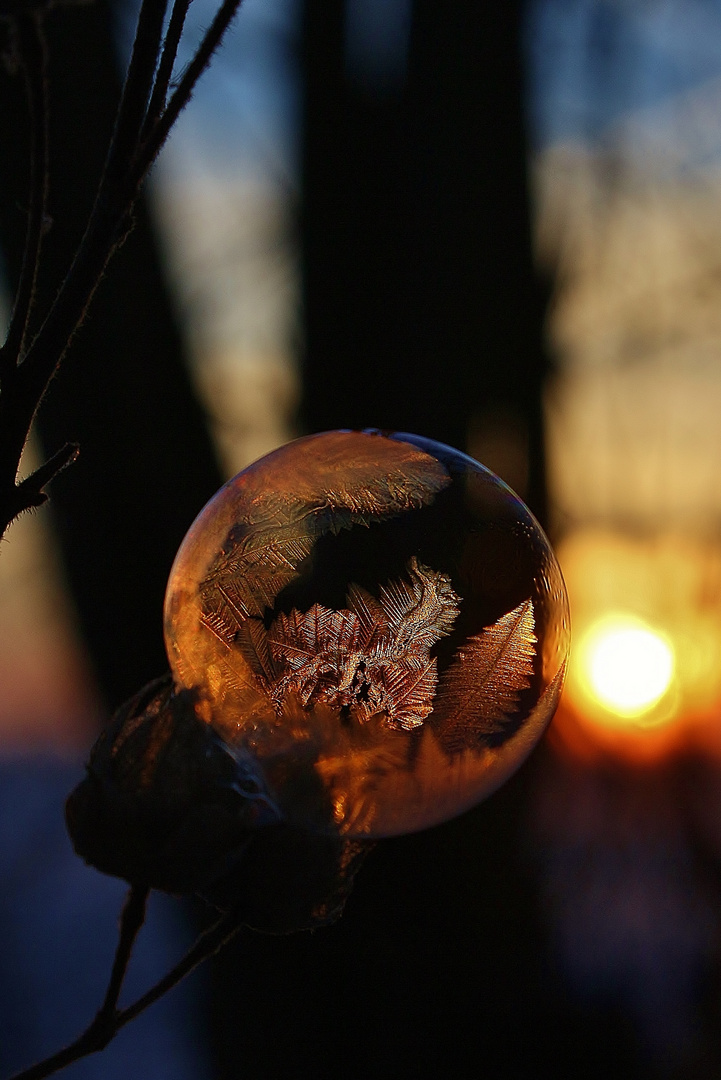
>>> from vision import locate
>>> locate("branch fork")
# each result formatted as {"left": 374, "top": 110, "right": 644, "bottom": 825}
{"left": 0, "top": 0, "right": 245, "bottom": 538}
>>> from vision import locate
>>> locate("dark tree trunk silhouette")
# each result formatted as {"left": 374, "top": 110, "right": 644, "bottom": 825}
{"left": 300, "top": 0, "right": 550, "bottom": 521}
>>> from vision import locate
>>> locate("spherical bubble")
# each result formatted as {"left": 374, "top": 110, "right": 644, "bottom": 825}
{"left": 164, "top": 430, "right": 569, "bottom": 838}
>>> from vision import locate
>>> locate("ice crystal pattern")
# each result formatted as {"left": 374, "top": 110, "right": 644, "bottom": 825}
{"left": 258, "top": 556, "right": 461, "bottom": 730}
{"left": 164, "top": 430, "right": 570, "bottom": 837}
{"left": 434, "top": 599, "right": 537, "bottom": 752}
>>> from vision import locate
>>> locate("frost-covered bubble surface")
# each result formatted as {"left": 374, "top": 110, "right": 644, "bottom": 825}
{"left": 164, "top": 430, "right": 569, "bottom": 838}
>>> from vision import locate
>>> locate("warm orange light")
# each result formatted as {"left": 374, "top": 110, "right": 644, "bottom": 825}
{"left": 551, "top": 529, "right": 721, "bottom": 763}
{"left": 578, "top": 615, "right": 674, "bottom": 721}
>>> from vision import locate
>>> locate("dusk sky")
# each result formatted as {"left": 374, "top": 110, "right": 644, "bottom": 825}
{"left": 147, "top": 0, "right": 721, "bottom": 178}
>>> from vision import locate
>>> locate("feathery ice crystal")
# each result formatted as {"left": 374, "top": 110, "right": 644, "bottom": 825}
{"left": 163, "top": 430, "right": 570, "bottom": 838}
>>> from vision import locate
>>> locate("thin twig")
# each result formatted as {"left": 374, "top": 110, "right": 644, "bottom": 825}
{"left": 0, "top": 0, "right": 246, "bottom": 538}
{"left": 8, "top": 897, "right": 243, "bottom": 1080}
{"left": 0, "top": 441, "right": 79, "bottom": 525}
{"left": 8, "top": 884, "right": 150, "bottom": 1080}
{"left": 0, "top": 10, "right": 48, "bottom": 375}
{"left": 0, "top": 0, "right": 169, "bottom": 525}
{"left": 114, "top": 903, "right": 243, "bottom": 1032}
{"left": 99, "top": 884, "right": 150, "bottom": 1016}
{"left": 0, "top": 438, "right": 78, "bottom": 535}
{"left": 0, "top": 0, "right": 171, "bottom": 499}
{"left": 133, "top": 0, "right": 244, "bottom": 182}
{"left": 101, "top": 0, "right": 169, "bottom": 194}
{"left": 140, "top": 0, "right": 192, "bottom": 143}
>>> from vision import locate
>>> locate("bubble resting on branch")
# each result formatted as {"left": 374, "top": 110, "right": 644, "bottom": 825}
{"left": 17, "top": 429, "right": 570, "bottom": 1078}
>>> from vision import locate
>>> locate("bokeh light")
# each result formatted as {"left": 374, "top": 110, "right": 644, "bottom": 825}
{"left": 551, "top": 529, "right": 721, "bottom": 763}
{"left": 579, "top": 615, "right": 674, "bottom": 721}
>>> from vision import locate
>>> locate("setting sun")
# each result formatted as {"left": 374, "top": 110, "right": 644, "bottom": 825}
{"left": 582, "top": 617, "right": 675, "bottom": 718}
{"left": 550, "top": 531, "right": 721, "bottom": 762}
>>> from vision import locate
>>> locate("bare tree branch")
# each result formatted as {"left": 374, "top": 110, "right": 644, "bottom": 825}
{"left": 141, "top": 0, "right": 192, "bottom": 142}
{"left": 9, "top": 892, "right": 242, "bottom": 1080}
{"left": 101, "top": 0, "right": 168, "bottom": 194}
{"left": 0, "top": 0, "right": 245, "bottom": 539}
{"left": 135, "top": 0, "right": 243, "bottom": 179}
{"left": 0, "top": 10, "right": 48, "bottom": 374}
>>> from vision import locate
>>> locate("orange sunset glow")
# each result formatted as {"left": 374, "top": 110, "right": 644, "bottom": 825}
{"left": 551, "top": 530, "right": 721, "bottom": 763}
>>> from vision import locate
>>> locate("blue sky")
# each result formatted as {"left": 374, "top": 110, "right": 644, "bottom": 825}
{"left": 112, "top": 0, "right": 301, "bottom": 183}
{"left": 170, "top": 0, "right": 301, "bottom": 181}
{"left": 526, "top": 0, "right": 721, "bottom": 149}
{"left": 137, "top": 0, "right": 721, "bottom": 178}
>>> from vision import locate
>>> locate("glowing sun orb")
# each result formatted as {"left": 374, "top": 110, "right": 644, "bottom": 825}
{"left": 580, "top": 616, "right": 674, "bottom": 719}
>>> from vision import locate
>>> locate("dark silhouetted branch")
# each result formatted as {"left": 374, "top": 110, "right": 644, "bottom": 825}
{"left": 9, "top": 891, "right": 243, "bottom": 1080}
{"left": 141, "top": 0, "right": 192, "bottom": 142}
{"left": 0, "top": 0, "right": 244, "bottom": 539}
{"left": 0, "top": 10, "right": 48, "bottom": 375}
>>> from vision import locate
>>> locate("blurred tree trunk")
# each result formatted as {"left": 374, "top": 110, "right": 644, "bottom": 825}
{"left": 0, "top": 0, "right": 222, "bottom": 709}
{"left": 299, "top": 0, "right": 550, "bottom": 520}
{"left": 207, "top": 8, "right": 625, "bottom": 1080}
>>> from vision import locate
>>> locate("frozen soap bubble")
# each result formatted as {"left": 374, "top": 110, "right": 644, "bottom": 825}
{"left": 164, "top": 430, "right": 569, "bottom": 838}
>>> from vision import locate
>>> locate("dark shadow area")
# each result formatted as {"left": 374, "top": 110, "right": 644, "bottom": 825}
{"left": 300, "top": 0, "right": 550, "bottom": 521}
{"left": 0, "top": 0, "right": 223, "bottom": 710}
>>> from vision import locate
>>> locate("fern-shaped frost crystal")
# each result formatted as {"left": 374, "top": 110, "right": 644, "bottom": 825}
{"left": 265, "top": 558, "right": 461, "bottom": 730}
{"left": 434, "top": 599, "right": 537, "bottom": 751}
